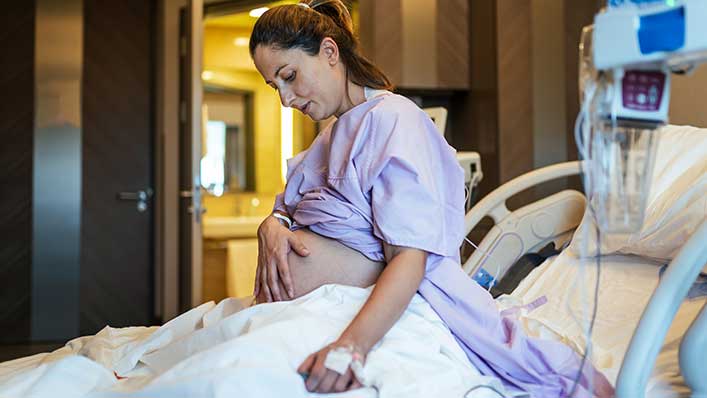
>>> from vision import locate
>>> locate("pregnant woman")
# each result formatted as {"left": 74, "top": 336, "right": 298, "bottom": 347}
{"left": 250, "top": 1, "right": 613, "bottom": 397}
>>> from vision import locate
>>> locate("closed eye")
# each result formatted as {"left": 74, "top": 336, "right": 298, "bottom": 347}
{"left": 285, "top": 71, "right": 296, "bottom": 82}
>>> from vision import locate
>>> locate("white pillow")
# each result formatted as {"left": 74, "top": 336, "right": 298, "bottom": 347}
{"left": 568, "top": 125, "right": 707, "bottom": 262}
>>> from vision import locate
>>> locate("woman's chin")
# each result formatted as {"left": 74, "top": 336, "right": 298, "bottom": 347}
{"left": 306, "top": 108, "right": 334, "bottom": 122}
{"left": 309, "top": 113, "right": 326, "bottom": 122}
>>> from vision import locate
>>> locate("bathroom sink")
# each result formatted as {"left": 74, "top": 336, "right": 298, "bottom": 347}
{"left": 203, "top": 215, "right": 267, "bottom": 239}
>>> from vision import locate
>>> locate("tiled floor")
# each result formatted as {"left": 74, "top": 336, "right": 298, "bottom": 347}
{"left": 0, "top": 343, "right": 63, "bottom": 363}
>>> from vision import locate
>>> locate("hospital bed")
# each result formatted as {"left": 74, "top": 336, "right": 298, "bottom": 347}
{"left": 462, "top": 124, "right": 707, "bottom": 397}
{"left": 0, "top": 126, "right": 704, "bottom": 398}
{"left": 463, "top": 164, "right": 705, "bottom": 397}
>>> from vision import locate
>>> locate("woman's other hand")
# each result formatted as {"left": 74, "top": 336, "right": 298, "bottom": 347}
{"left": 297, "top": 341, "right": 364, "bottom": 394}
{"left": 255, "top": 214, "right": 310, "bottom": 301}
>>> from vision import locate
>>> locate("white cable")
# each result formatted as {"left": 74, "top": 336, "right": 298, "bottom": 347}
{"left": 568, "top": 72, "right": 602, "bottom": 397}
{"left": 567, "top": 205, "right": 602, "bottom": 397}
{"left": 464, "top": 237, "right": 491, "bottom": 262}
{"left": 575, "top": 80, "right": 595, "bottom": 199}
{"left": 464, "top": 237, "right": 500, "bottom": 290}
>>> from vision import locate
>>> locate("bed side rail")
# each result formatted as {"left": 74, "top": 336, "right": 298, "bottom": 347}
{"left": 617, "top": 220, "right": 707, "bottom": 397}
{"left": 461, "top": 161, "right": 585, "bottom": 278}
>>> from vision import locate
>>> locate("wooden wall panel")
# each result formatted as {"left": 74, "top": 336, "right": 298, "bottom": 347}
{"left": 564, "top": 0, "right": 602, "bottom": 161}
{"left": 360, "top": 0, "right": 468, "bottom": 90}
{"left": 0, "top": 1, "right": 34, "bottom": 344}
{"left": 437, "top": 0, "right": 469, "bottom": 89}
{"left": 496, "top": 0, "right": 533, "bottom": 183}
{"left": 450, "top": 0, "right": 497, "bottom": 197}
{"left": 373, "top": 0, "right": 403, "bottom": 86}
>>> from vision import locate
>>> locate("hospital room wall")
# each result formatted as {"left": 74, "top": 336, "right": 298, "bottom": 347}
{"left": 563, "top": 0, "right": 603, "bottom": 162}
{"left": 449, "top": 0, "right": 534, "bottom": 198}
{"left": 670, "top": 68, "right": 707, "bottom": 128}
{"left": 531, "top": 0, "right": 566, "bottom": 169}
{"left": 452, "top": 0, "right": 591, "bottom": 200}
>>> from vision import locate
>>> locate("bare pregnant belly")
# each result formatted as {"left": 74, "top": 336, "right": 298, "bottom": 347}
{"left": 256, "top": 228, "right": 385, "bottom": 303}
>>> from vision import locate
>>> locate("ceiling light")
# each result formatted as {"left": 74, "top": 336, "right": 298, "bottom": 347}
{"left": 249, "top": 7, "right": 268, "bottom": 18}
{"left": 233, "top": 37, "right": 249, "bottom": 47}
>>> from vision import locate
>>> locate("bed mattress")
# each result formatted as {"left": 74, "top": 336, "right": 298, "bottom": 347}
{"left": 502, "top": 250, "right": 706, "bottom": 397}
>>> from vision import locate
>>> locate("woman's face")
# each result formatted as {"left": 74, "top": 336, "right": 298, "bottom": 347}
{"left": 253, "top": 39, "right": 346, "bottom": 121}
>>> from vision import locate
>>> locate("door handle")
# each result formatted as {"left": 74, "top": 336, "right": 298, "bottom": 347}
{"left": 117, "top": 188, "right": 153, "bottom": 212}
{"left": 180, "top": 187, "right": 206, "bottom": 223}
{"left": 187, "top": 206, "right": 207, "bottom": 215}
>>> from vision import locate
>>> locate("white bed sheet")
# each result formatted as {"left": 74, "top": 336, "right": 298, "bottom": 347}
{"left": 501, "top": 250, "right": 706, "bottom": 397}
{"left": 0, "top": 285, "right": 509, "bottom": 398}
{"left": 5, "top": 251, "right": 702, "bottom": 398}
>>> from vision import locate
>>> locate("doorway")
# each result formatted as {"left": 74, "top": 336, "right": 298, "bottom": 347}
{"left": 176, "top": 0, "right": 322, "bottom": 308}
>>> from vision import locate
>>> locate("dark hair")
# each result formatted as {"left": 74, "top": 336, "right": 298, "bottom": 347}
{"left": 249, "top": 0, "right": 393, "bottom": 92}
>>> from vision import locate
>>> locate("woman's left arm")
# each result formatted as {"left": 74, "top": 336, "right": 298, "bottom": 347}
{"left": 297, "top": 243, "right": 427, "bottom": 393}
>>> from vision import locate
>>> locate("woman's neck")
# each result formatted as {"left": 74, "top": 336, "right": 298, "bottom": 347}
{"left": 334, "top": 81, "right": 366, "bottom": 117}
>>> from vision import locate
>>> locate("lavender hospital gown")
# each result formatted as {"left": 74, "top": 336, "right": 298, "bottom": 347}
{"left": 274, "top": 91, "right": 613, "bottom": 397}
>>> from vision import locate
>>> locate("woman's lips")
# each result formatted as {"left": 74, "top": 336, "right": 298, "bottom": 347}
{"left": 302, "top": 101, "right": 311, "bottom": 115}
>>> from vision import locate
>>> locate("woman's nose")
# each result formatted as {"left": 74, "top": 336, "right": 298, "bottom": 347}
{"left": 279, "top": 88, "right": 296, "bottom": 108}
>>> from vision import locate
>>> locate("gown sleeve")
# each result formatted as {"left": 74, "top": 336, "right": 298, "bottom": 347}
{"left": 272, "top": 192, "right": 287, "bottom": 214}
{"left": 363, "top": 103, "right": 465, "bottom": 258}
{"left": 270, "top": 145, "right": 312, "bottom": 215}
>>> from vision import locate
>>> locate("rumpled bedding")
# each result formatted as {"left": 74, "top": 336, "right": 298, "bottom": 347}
{"left": 0, "top": 285, "right": 511, "bottom": 398}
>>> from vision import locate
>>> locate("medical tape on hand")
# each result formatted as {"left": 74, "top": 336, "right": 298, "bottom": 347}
{"left": 349, "top": 357, "right": 368, "bottom": 385}
{"left": 323, "top": 345, "right": 367, "bottom": 384}
{"left": 323, "top": 346, "right": 354, "bottom": 375}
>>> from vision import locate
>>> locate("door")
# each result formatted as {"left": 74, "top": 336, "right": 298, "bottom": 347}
{"left": 80, "top": 0, "right": 157, "bottom": 334}
{"left": 179, "top": 0, "right": 205, "bottom": 311}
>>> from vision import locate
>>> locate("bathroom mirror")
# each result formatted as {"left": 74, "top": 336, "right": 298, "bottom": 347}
{"left": 201, "top": 84, "right": 255, "bottom": 195}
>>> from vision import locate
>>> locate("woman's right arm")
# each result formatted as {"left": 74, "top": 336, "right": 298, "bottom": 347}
{"left": 255, "top": 214, "right": 310, "bottom": 301}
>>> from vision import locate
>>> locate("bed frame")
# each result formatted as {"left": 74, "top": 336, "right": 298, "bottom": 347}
{"left": 462, "top": 161, "right": 586, "bottom": 278}
{"left": 462, "top": 161, "right": 707, "bottom": 397}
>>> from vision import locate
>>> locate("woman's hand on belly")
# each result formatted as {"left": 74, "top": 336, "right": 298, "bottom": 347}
{"left": 255, "top": 229, "right": 384, "bottom": 304}
{"left": 255, "top": 215, "right": 311, "bottom": 302}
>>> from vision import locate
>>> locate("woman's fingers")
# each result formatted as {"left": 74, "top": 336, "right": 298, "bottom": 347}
{"left": 277, "top": 233, "right": 310, "bottom": 299}
{"left": 260, "top": 261, "right": 273, "bottom": 302}
{"left": 333, "top": 368, "right": 353, "bottom": 393}
{"left": 267, "top": 258, "right": 283, "bottom": 301}
{"left": 300, "top": 345, "right": 361, "bottom": 394}
{"left": 288, "top": 234, "right": 310, "bottom": 257}
{"left": 316, "top": 370, "right": 338, "bottom": 394}
{"left": 297, "top": 353, "right": 315, "bottom": 375}
{"left": 253, "top": 264, "right": 261, "bottom": 297}
{"left": 305, "top": 351, "right": 328, "bottom": 392}
{"left": 275, "top": 251, "right": 294, "bottom": 299}
{"left": 254, "top": 248, "right": 263, "bottom": 297}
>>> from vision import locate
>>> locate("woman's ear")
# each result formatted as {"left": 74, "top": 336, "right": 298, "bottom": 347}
{"left": 319, "top": 37, "right": 340, "bottom": 67}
